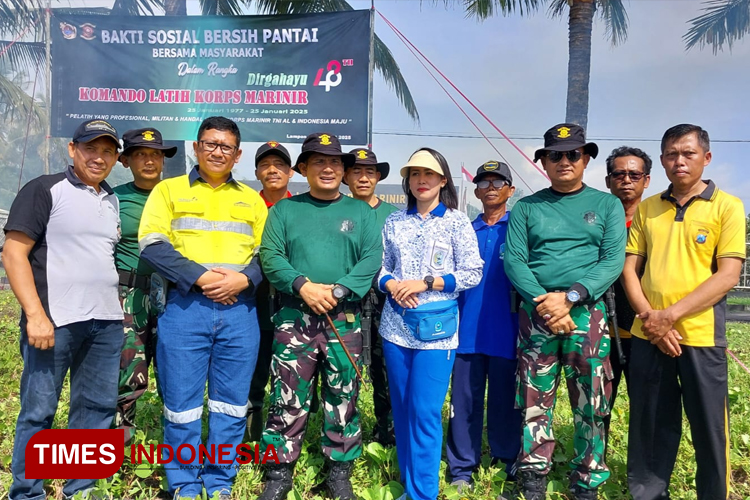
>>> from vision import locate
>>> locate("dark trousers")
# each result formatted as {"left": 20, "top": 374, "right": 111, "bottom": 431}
{"left": 627, "top": 337, "right": 730, "bottom": 500}
{"left": 603, "top": 336, "right": 631, "bottom": 452}
{"left": 370, "top": 321, "right": 394, "bottom": 443}
{"left": 446, "top": 353, "right": 522, "bottom": 481}
{"left": 247, "top": 327, "right": 274, "bottom": 440}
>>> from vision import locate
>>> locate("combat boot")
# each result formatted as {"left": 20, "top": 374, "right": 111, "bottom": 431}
{"left": 571, "top": 484, "right": 598, "bottom": 500}
{"left": 326, "top": 460, "right": 356, "bottom": 500}
{"left": 257, "top": 462, "right": 294, "bottom": 500}
{"left": 519, "top": 471, "right": 547, "bottom": 500}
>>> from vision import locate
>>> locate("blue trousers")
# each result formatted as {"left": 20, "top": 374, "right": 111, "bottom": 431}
{"left": 383, "top": 339, "right": 454, "bottom": 500}
{"left": 157, "top": 291, "right": 259, "bottom": 498}
{"left": 446, "top": 353, "right": 522, "bottom": 481}
{"left": 10, "top": 319, "right": 123, "bottom": 500}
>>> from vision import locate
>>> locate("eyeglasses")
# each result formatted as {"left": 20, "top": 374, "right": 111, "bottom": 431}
{"left": 476, "top": 179, "right": 509, "bottom": 189}
{"left": 545, "top": 150, "right": 583, "bottom": 163}
{"left": 199, "top": 141, "right": 237, "bottom": 155}
{"left": 609, "top": 171, "right": 646, "bottom": 182}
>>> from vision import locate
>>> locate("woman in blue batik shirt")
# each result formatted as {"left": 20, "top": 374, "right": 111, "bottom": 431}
{"left": 378, "top": 147, "right": 483, "bottom": 500}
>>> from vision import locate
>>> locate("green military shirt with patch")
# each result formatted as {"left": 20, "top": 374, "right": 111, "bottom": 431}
{"left": 113, "top": 181, "right": 155, "bottom": 276}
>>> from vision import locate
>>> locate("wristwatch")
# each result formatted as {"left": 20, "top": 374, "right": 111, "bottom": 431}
{"left": 566, "top": 289, "right": 581, "bottom": 304}
{"left": 332, "top": 284, "right": 349, "bottom": 301}
{"left": 424, "top": 275, "right": 435, "bottom": 291}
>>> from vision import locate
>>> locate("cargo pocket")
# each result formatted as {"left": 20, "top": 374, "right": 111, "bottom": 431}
{"left": 594, "top": 357, "right": 615, "bottom": 417}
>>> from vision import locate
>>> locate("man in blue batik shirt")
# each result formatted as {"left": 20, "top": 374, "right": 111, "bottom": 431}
{"left": 447, "top": 161, "right": 522, "bottom": 493}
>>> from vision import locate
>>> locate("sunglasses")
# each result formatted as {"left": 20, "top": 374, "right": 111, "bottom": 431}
{"left": 476, "top": 179, "right": 509, "bottom": 189}
{"left": 609, "top": 171, "right": 646, "bottom": 182}
{"left": 545, "top": 150, "right": 583, "bottom": 163}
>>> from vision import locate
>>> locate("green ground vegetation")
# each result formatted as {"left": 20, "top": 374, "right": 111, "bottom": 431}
{"left": 728, "top": 295, "right": 750, "bottom": 306}
{"left": 0, "top": 290, "right": 749, "bottom": 499}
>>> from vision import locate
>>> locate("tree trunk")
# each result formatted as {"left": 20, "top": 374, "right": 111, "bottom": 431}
{"left": 565, "top": 0, "right": 595, "bottom": 131}
{"left": 162, "top": 0, "right": 188, "bottom": 177}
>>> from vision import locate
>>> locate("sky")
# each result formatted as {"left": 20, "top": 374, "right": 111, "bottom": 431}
{"left": 51, "top": 0, "right": 750, "bottom": 210}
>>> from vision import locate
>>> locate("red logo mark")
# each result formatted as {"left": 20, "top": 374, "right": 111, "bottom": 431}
{"left": 26, "top": 429, "right": 124, "bottom": 479}
{"left": 342, "top": 59, "right": 354, "bottom": 66}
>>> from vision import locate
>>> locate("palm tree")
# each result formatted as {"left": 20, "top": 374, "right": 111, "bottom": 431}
{"left": 461, "top": 0, "right": 628, "bottom": 131}
{"left": 685, "top": 0, "right": 750, "bottom": 52}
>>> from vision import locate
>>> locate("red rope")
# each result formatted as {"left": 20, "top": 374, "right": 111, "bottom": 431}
{"left": 380, "top": 14, "right": 534, "bottom": 192}
{"left": 377, "top": 11, "right": 549, "bottom": 182}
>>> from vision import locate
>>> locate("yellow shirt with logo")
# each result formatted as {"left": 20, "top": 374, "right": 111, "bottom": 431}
{"left": 139, "top": 171, "right": 267, "bottom": 271}
{"left": 626, "top": 181, "right": 746, "bottom": 347}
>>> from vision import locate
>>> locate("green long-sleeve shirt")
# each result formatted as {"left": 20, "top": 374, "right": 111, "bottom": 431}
{"left": 504, "top": 185, "right": 626, "bottom": 303}
{"left": 259, "top": 192, "right": 383, "bottom": 300}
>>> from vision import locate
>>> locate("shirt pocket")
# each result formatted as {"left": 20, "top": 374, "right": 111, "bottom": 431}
{"left": 686, "top": 220, "right": 720, "bottom": 255}
{"left": 171, "top": 201, "right": 206, "bottom": 234}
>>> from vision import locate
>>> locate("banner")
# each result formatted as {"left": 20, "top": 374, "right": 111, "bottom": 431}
{"left": 51, "top": 11, "right": 371, "bottom": 144}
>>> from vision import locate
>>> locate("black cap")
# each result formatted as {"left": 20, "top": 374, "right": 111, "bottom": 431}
{"left": 121, "top": 128, "right": 177, "bottom": 158}
{"left": 474, "top": 161, "right": 512, "bottom": 185}
{"left": 73, "top": 119, "right": 119, "bottom": 148}
{"left": 293, "top": 132, "right": 355, "bottom": 172}
{"left": 255, "top": 141, "right": 291, "bottom": 167}
{"left": 534, "top": 123, "right": 598, "bottom": 162}
{"left": 344, "top": 147, "right": 390, "bottom": 183}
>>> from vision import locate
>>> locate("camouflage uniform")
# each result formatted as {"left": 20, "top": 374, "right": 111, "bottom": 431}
{"left": 516, "top": 300, "right": 613, "bottom": 489}
{"left": 113, "top": 284, "right": 159, "bottom": 444}
{"left": 262, "top": 303, "right": 363, "bottom": 463}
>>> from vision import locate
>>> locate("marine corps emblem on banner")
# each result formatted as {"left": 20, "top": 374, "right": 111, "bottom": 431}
{"left": 60, "top": 22, "right": 76, "bottom": 40}
{"left": 80, "top": 23, "right": 96, "bottom": 40}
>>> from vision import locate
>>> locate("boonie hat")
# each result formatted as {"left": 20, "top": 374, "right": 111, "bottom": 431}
{"left": 73, "top": 119, "right": 119, "bottom": 148}
{"left": 293, "top": 132, "right": 355, "bottom": 173}
{"left": 343, "top": 147, "right": 390, "bottom": 184}
{"left": 533, "top": 123, "right": 598, "bottom": 162}
{"left": 255, "top": 141, "right": 292, "bottom": 167}
{"left": 474, "top": 161, "right": 513, "bottom": 185}
{"left": 399, "top": 150, "right": 444, "bottom": 178}
{"left": 121, "top": 128, "right": 177, "bottom": 158}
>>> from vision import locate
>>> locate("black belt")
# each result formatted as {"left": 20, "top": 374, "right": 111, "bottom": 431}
{"left": 118, "top": 269, "right": 150, "bottom": 290}
{"left": 279, "top": 293, "right": 353, "bottom": 316}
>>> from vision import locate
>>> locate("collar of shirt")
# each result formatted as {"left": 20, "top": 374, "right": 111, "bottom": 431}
{"left": 406, "top": 201, "right": 447, "bottom": 217}
{"left": 65, "top": 165, "right": 114, "bottom": 195}
{"left": 188, "top": 165, "right": 238, "bottom": 186}
{"left": 259, "top": 189, "right": 292, "bottom": 208}
{"left": 661, "top": 179, "right": 716, "bottom": 203}
{"left": 472, "top": 211, "right": 510, "bottom": 230}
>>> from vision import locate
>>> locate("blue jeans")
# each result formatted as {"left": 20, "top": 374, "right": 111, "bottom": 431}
{"left": 447, "top": 353, "right": 522, "bottom": 481}
{"left": 157, "top": 290, "right": 259, "bottom": 498}
{"left": 10, "top": 319, "right": 124, "bottom": 500}
{"left": 383, "top": 340, "right": 455, "bottom": 500}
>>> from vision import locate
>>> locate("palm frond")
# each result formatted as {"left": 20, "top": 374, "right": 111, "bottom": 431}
{"left": 374, "top": 33, "right": 419, "bottom": 123}
{"left": 0, "top": 70, "right": 45, "bottom": 126}
{"left": 685, "top": 0, "right": 750, "bottom": 52}
{"left": 598, "top": 0, "right": 628, "bottom": 45}
{"left": 200, "top": 0, "right": 252, "bottom": 16}
{"left": 0, "top": 41, "right": 44, "bottom": 69}
{"left": 254, "top": 0, "right": 418, "bottom": 122}
{"left": 0, "top": 0, "right": 44, "bottom": 36}
{"left": 464, "top": 0, "right": 544, "bottom": 20}
{"left": 546, "top": 0, "right": 568, "bottom": 18}
{"left": 111, "top": 0, "right": 164, "bottom": 16}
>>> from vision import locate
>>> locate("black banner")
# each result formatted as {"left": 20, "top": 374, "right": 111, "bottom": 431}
{"left": 51, "top": 11, "right": 371, "bottom": 143}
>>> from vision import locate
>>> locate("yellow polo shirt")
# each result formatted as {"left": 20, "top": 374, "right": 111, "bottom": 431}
{"left": 626, "top": 181, "right": 746, "bottom": 347}
{"left": 139, "top": 168, "right": 267, "bottom": 271}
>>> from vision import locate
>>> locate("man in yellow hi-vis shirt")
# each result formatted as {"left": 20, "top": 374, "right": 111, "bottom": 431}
{"left": 139, "top": 116, "right": 268, "bottom": 500}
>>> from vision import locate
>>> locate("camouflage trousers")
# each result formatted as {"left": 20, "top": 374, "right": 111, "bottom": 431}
{"left": 113, "top": 285, "right": 159, "bottom": 444}
{"left": 261, "top": 304, "right": 363, "bottom": 463}
{"left": 516, "top": 300, "right": 613, "bottom": 489}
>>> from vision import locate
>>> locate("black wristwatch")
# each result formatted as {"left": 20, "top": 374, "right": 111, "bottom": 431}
{"left": 332, "top": 284, "right": 349, "bottom": 301}
{"left": 423, "top": 275, "right": 435, "bottom": 291}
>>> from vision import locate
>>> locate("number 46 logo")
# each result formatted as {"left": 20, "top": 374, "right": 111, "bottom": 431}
{"left": 314, "top": 60, "right": 343, "bottom": 92}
